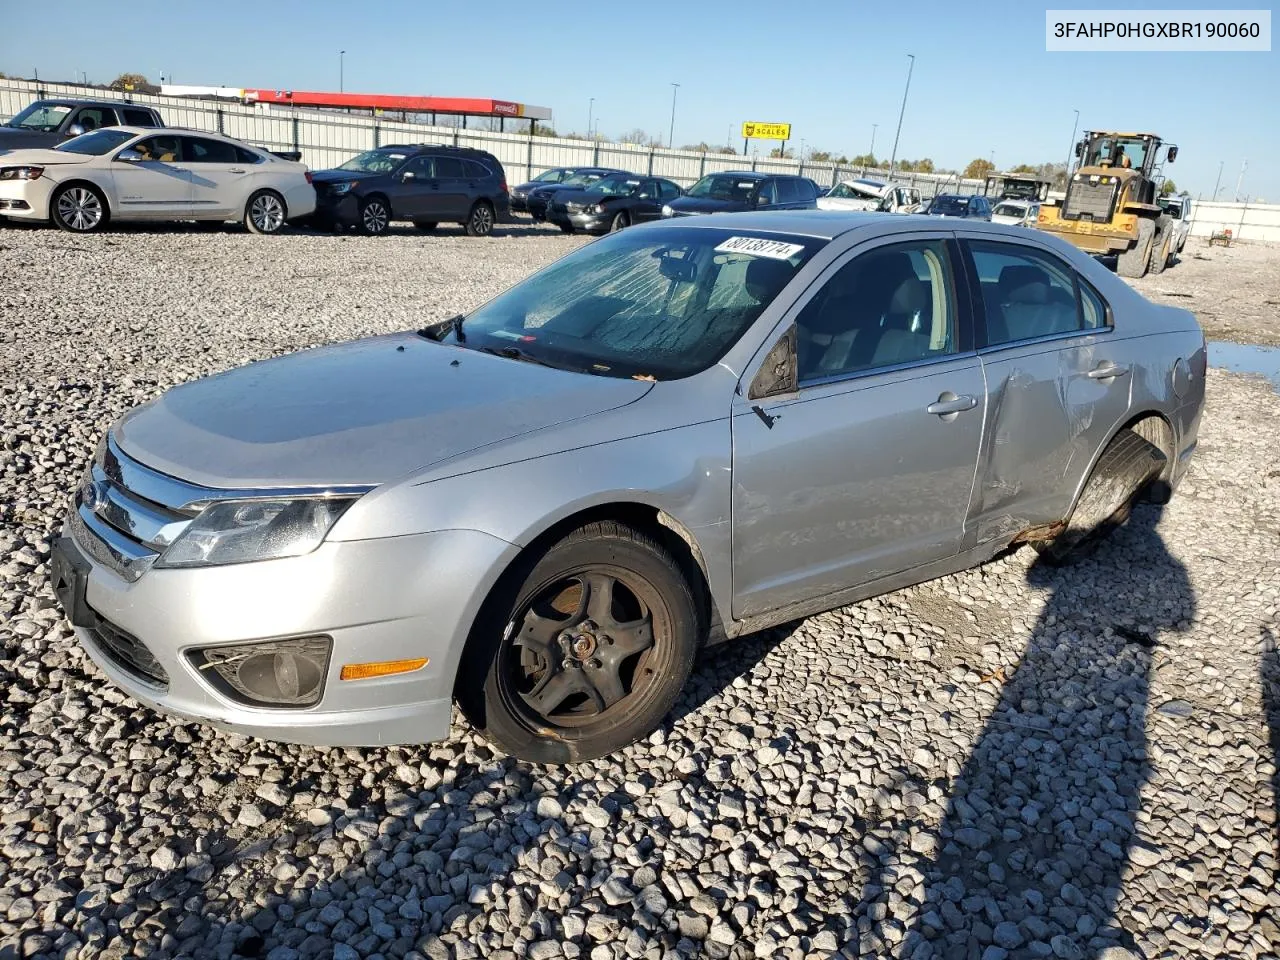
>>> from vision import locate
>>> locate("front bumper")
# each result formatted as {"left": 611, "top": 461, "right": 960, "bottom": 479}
{"left": 0, "top": 177, "right": 52, "bottom": 221}
{"left": 312, "top": 192, "right": 360, "bottom": 226}
{"left": 511, "top": 194, "right": 529, "bottom": 213}
{"left": 550, "top": 209, "right": 608, "bottom": 233}
{"left": 54, "top": 516, "right": 517, "bottom": 746}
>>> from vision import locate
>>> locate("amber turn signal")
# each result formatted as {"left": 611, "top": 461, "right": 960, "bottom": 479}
{"left": 340, "top": 657, "right": 428, "bottom": 681}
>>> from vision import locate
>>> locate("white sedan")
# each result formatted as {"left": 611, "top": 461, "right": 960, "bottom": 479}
{"left": 991, "top": 199, "right": 1041, "bottom": 227}
{"left": 0, "top": 126, "right": 316, "bottom": 234}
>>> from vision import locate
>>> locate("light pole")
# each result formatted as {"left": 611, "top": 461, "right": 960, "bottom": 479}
{"left": 869, "top": 123, "right": 878, "bottom": 163}
{"left": 1234, "top": 159, "right": 1247, "bottom": 201}
{"left": 668, "top": 82, "right": 680, "bottom": 148}
{"left": 1212, "top": 160, "right": 1224, "bottom": 199}
{"left": 888, "top": 54, "right": 914, "bottom": 174}
{"left": 339, "top": 50, "right": 345, "bottom": 93}
{"left": 1065, "top": 108, "right": 1080, "bottom": 179}
{"left": 588, "top": 98, "right": 594, "bottom": 139}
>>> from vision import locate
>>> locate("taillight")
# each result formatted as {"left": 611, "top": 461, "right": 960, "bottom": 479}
{"left": 305, "top": 171, "right": 313, "bottom": 184}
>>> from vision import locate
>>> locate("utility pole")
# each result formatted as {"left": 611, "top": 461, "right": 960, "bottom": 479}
{"left": 339, "top": 51, "right": 345, "bottom": 93}
{"left": 1212, "top": 160, "right": 1223, "bottom": 200}
{"left": 888, "top": 54, "right": 914, "bottom": 174}
{"left": 668, "top": 83, "right": 680, "bottom": 148}
{"left": 588, "top": 98, "right": 594, "bottom": 139}
{"left": 869, "top": 123, "right": 878, "bottom": 163}
{"left": 1234, "top": 159, "right": 1247, "bottom": 201}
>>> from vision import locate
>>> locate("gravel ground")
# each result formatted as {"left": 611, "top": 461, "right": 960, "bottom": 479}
{"left": 1125, "top": 240, "right": 1280, "bottom": 347}
{"left": 1, "top": 223, "right": 1278, "bottom": 960}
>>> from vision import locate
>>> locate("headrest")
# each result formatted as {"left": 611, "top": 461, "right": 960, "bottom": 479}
{"left": 744, "top": 257, "right": 793, "bottom": 301}
{"left": 1006, "top": 281, "right": 1050, "bottom": 305}
{"left": 888, "top": 275, "right": 927, "bottom": 315}
{"left": 999, "top": 264, "right": 1051, "bottom": 296}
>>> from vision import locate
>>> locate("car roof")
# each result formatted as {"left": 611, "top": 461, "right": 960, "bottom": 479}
{"left": 33, "top": 97, "right": 154, "bottom": 109}
{"left": 647, "top": 210, "right": 1072, "bottom": 243}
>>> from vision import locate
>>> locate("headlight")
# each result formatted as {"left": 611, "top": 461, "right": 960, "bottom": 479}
{"left": 155, "top": 497, "right": 356, "bottom": 568}
{"left": 330, "top": 181, "right": 357, "bottom": 195}
{"left": 0, "top": 166, "right": 44, "bottom": 181}
{"left": 661, "top": 204, "right": 673, "bottom": 217}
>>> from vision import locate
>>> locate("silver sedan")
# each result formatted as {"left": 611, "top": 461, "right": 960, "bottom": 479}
{"left": 52, "top": 212, "right": 1206, "bottom": 762}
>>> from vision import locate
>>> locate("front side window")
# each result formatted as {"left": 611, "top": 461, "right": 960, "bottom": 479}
{"left": 755, "top": 180, "right": 779, "bottom": 205}
{"left": 796, "top": 240, "right": 957, "bottom": 382}
{"left": 455, "top": 227, "right": 822, "bottom": 380}
{"left": 968, "top": 240, "right": 1086, "bottom": 345}
{"left": 54, "top": 129, "right": 134, "bottom": 156}
{"left": 71, "top": 107, "right": 117, "bottom": 132}
{"left": 133, "top": 135, "right": 182, "bottom": 162}
{"left": 337, "top": 150, "right": 408, "bottom": 173}
{"left": 5, "top": 101, "right": 73, "bottom": 131}
{"left": 403, "top": 156, "right": 435, "bottom": 178}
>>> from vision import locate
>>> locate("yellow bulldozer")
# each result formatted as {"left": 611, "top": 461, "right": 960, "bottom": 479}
{"left": 1036, "top": 131, "right": 1179, "bottom": 278}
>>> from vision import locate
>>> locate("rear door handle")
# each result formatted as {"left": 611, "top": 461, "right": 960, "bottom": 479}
{"left": 926, "top": 393, "right": 977, "bottom": 416}
{"left": 1087, "top": 363, "right": 1130, "bottom": 380}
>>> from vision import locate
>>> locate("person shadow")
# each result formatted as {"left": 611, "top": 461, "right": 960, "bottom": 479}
{"left": 901, "top": 501, "right": 1195, "bottom": 959}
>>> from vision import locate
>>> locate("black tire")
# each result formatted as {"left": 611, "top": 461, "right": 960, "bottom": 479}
{"left": 558, "top": 223, "right": 574, "bottom": 234}
{"left": 609, "top": 210, "right": 630, "bottom": 232}
{"left": 358, "top": 196, "right": 391, "bottom": 236}
{"left": 1148, "top": 221, "right": 1171, "bottom": 276}
{"left": 413, "top": 221, "right": 438, "bottom": 233}
{"left": 464, "top": 200, "right": 495, "bottom": 237}
{"left": 1116, "top": 218, "right": 1155, "bottom": 278}
{"left": 244, "top": 190, "right": 287, "bottom": 234}
{"left": 1035, "top": 428, "right": 1167, "bottom": 565}
{"left": 456, "top": 521, "right": 699, "bottom": 763}
{"left": 51, "top": 182, "right": 108, "bottom": 233}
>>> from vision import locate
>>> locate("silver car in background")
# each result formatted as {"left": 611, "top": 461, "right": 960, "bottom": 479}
{"left": 51, "top": 213, "right": 1206, "bottom": 762}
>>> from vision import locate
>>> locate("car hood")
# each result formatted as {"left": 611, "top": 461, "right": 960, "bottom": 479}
{"left": 991, "top": 214, "right": 1023, "bottom": 226}
{"left": 553, "top": 189, "right": 618, "bottom": 206}
{"left": 0, "top": 145, "right": 92, "bottom": 165}
{"left": 666, "top": 196, "right": 750, "bottom": 215}
{"left": 309, "top": 169, "right": 378, "bottom": 185}
{"left": 0, "top": 127, "right": 61, "bottom": 152}
{"left": 113, "top": 332, "right": 653, "bottom": 489}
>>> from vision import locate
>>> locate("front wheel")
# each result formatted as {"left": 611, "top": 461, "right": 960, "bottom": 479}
{"left": 610, "top": 211, "right": 630, "bottom": 232}
{"left": 1116, "top": 218, "right": 1155, "bottom": 278}
{"left": 51, "top": 183, "right": 108, "bottom": 233}
{"left": 244, "top": 191, "right": 286, "bottom": 234}
{"left": 358, "top": 197, "right": 391, "bottom": 236}
{"left": 557, "top": 223, "right": 574, "bottom": 234}
{"left": 464, "top": 201, "right": 495, "bottom": 237}
{"left": 456, "top": 521, "right": 699, "bottom": 763}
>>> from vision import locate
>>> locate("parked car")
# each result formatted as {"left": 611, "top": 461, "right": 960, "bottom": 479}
{"left": 547, "top": 174, "right": 683, "bottom": 234}
{"left": 817, "top": 178, "right": 889, "bottom": 211}
{"left": 0, "top": 98, "right": 163, "bottom": 151}
{"left": 0, "top": 127, "right": 315, "bottom": 233}
{"left": 662, "top": 172, "right": 818, "bottom": 217}
{"left": 1157, "top": 194, "right": 1192, "bottom": 252}
{"left": 53, "top": 212, "right": 1205, "bottom": 763}
{"left": 525, "top": 168, "right": 628, "bottom": 222}
{"left": 512, "top": 167, "right": 602, "bottom": 213}
{"left": 311, "top": 145, "right": 509, "bottom": 236}
{"left": 924, "top": 194, "right": 993, "bottom": 220}
{"left": 991, "top": 199, "right": 1041, "bottom": 227}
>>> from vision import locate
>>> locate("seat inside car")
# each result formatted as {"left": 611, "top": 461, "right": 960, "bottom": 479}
{"left": 993, "top": 264, "right": 1078, "bottom": 342}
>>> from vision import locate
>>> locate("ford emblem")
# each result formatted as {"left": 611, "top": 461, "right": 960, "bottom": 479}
{"left": 78, "top": 479, "right": 110, "bottom": 513}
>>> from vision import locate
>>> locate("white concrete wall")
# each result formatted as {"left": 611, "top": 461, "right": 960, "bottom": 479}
{"left": 1186, "top": 200, "right": 1280, "bottom": 243}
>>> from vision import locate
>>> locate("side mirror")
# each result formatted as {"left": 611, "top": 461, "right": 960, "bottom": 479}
{"left": 1073, "top": 140, "right": 1084, "bottom": 159}
{"left": 1167, "top": 146, "right": 1178, "bottom": 162}
{"left": 748, "top": 327, "right": 798, "bottom": 400}
{"left": 66, "top": 124, "right": 85, "bottom": 138}
{"left": 401, "top": 170, "right": 416, "bottom": 181}
{"left": 755, "top": 194, "right": 771, "bottom": 207}
{"left": 117, "top": 148, "right": 144, "bottom": 162}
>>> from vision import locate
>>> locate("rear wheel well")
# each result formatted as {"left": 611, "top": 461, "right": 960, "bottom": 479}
{"left": 1120, "top": 411, "right": 1175, "bottom": 501}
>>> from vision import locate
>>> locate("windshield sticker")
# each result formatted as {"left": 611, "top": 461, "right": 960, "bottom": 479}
{"left": 714, "top": 236, "right": 806, "bottom": 261}
{"left": 490, "top": 330, "right": 526, "bottom": 340}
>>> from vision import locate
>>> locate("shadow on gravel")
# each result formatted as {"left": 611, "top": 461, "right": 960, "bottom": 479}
{"left": 1262, "top": 625, "right": 1280, "bottom": 859}
{"left": 895, "top": 503, "right": 1195, "bottom": 959}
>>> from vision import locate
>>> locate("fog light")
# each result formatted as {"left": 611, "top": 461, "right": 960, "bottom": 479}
{"left": 189, "top": 636, "right": 332, "bottom": 707}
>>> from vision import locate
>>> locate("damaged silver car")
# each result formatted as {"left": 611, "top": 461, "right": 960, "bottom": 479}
{"left": 51, "top": 213, "right": 1205, "bottom": 762}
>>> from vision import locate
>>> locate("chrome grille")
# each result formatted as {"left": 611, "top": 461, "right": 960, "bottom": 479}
{"left": 1063, "top": 179, "right": 1117, "bottom": 221}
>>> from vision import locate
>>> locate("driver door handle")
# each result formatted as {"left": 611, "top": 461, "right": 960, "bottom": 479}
{"left": 926, "top": 394, "right": 977, "bottom": 416}
{"left": 1087, "top": 363, "right": 1130, "bottom": 380}
{"left": 228, "top": 168, "right": 246, "bottom": 174}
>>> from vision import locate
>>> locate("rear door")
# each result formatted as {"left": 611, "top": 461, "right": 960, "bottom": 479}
{"left": 957, "top": 234, "right": 1134, "bottom": 544}
{"left": 183, "top": 137, "right": 259, "bottom": 216}
{"left": 111, "top": 133, "right": 192, "bottom": 217}
{"left": 432, "top": 156, "right": 471, "bottom": 220}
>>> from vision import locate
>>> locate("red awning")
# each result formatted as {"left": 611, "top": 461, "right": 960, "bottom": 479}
{"left": 242, "top": 89, "right": 550, "bottom": 120}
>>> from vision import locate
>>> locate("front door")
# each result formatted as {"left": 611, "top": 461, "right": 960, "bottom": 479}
{"left": 388, "top": 156, "right": 439, "bottom": 220}
{"left": 959, "top": 235, "right": 1135, "bottom": 544}
{"left": 111, "top": 134, "right": 192, "bottom": 217}
{"left": 731, "top": 235, "right": 985, "bottom": 620}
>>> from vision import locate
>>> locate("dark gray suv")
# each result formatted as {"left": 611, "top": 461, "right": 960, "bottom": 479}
{"left": 0, "top": 98, "right": 164, "bottom": 151}
{"left": 310, "top": 145, "right": 511, "bottom": 236}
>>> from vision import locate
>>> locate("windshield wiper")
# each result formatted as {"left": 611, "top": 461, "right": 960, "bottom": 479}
{"left": 478, "top": 345, "right": 558, "bottom": 369}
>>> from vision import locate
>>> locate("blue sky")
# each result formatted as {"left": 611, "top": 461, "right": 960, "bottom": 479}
{"left": 4, "top": 0, "right": 1276, "bottom": 198}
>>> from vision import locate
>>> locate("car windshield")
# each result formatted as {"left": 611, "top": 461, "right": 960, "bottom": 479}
{"left": 993, "top": 202, "right": 1026, "bottom": 218}
{"left": 533, "top": 169, "right": 565, "bottom": 182}
{"left": 54, "top": 129, "right": 135, "bottom": 155}
{"left": 828, "top": 181, "right": 883, "bottom": 201}
{"left": 929, "top": 196, "right": 971, "bottom": 216}
{"left": 562, "top": 172, "right": 607, "bottom": 187}
{"left": 687, "top": 174, "right": 758, "bottom": 201}
{"left": 6, "top": 102, "right": 74, "bottom": 132}
{"left": 999, "top": 180, "right": 1042, "bottom": 201}
{"left": 453, "top": 227, "right": 822, "bottom": 380}
{"left": 586, "top": 176, "right": 641, "bottom": 197}
{"left": 337, "top": 150, "right": 408, "bottom": 173}
{"left": 1158, "top": 198, "right": 1183, "bottom": 218}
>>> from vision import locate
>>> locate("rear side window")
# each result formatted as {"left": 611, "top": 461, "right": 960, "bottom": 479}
{"left": 235, "top": 146, "right": 264, "bottom": 164}
{"left": 777, "top": 179, "right": 800, "bottom": 203}
{"left": 184, "top": 137, "right": 239, "bottom": 163}
{"left": 122, "top": 108, "right": 158, "bottom": 126}
{"left": 434, "top": 156, "right": 465, "bottom": 178}
{"left": 463, "top": 159, "right": 492, "bottom": 178}
{"left": 1079, "top": 278, "right": 1111, "bottom": 330}
{"left": 968, "top": 240, "right": 1088, "bottom": 345}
